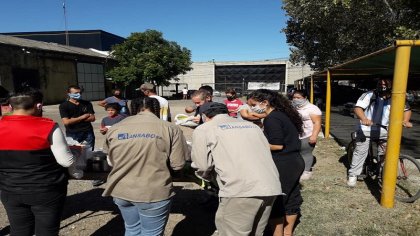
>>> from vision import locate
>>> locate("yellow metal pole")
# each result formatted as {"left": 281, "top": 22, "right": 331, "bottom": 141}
{"left": 380, "top": 45, "right": 411, "bottom": 208}
{"left": 394, "top": 40, "right": 420, "bottom": 46}
{"left": 310, "top": 76, "right": 314, "bottom": 104}
{"left": 325, "top": 70, "right": 331, "bottom": 139}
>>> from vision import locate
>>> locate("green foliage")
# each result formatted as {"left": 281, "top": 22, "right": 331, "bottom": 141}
{"left": 283, "top": 0, "right": 420, "bottom": 71}
{"left": 107, "top": 30, "right": 192, "bottom": 86}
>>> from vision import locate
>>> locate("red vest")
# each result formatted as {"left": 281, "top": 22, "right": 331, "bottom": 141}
{"left": 0, "top": 115, "right": 68, "bottom": 193}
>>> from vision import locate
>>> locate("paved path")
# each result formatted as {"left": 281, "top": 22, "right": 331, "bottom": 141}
{"left": 328, "top": 106, "right": 420, "bottom": 158}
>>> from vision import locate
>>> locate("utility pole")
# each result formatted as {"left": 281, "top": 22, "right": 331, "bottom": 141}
{"left": 63, "top": 0, "right": 69, "bottom": 46}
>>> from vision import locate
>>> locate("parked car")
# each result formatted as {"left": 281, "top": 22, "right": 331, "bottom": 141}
{"left": 213, "top": 90, "right": 221, "bottom": 97}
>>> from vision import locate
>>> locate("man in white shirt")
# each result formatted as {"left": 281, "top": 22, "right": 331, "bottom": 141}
{"left": 347, "top": 79, "right": 412, "bottom": 187}
{"left": 139, "top": 83, "right": 171, "bottom": 121}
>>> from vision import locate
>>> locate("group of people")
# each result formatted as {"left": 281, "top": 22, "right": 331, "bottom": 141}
{"left": 180, "top": 86, "right": 323, "bottom": 236}
{"left": 0, "top": 78, "right": 412, "bottom": 236}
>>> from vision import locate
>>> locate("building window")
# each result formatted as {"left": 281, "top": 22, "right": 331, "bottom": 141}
{"left": 77, "top": 62, "right": 105, "bottom": 101}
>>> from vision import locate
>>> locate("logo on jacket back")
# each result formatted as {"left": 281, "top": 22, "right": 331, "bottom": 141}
{"left": 118, "top": 133, "right": 162, "bottom": 140}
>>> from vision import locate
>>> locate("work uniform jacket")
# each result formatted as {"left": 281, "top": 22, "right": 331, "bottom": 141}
{"left": 191, "top": 114, "right": 282, "bottom": 198}
{"left": 102, "top": 112, "right": 187, "bottom": 202}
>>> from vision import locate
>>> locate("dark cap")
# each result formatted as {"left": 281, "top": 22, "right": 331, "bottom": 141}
{"left": 199, "top": 102, "right": 228, "bottom": 117}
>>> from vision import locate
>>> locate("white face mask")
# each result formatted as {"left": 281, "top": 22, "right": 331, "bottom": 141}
{"left": 292, "top": 98, "right": 308, "bottom": 108}
{"left": 251, "top": 103, "right": 266, "bottom": 114}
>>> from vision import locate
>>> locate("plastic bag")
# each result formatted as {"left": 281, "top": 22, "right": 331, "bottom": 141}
{"left": 66, "top": 138, "right": 92, "bottom": 179}
{"left": 175, "top": 114, "right": 198, "bottom": 127}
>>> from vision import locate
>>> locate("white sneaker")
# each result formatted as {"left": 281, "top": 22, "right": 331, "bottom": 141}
{"left": 347, "top": 176, "right": 357, "bottom": 187}
{"left": 300, "top": 171, "right": 313, "bottom": 181}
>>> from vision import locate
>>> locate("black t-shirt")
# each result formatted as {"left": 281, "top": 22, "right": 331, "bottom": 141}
{"left": 194, "top": 106, "right": 204, "bottom": 125}
{"left": 59, "top": 100, "right": 94, "bottom": 133}
{"left": 263, "top": 110, "right": 301, "bottom": 158}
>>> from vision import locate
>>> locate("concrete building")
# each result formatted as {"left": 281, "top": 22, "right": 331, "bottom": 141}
{"left": 0, "top": 34, "right": 111, "bottom": 104}
{"left": 162, "top": 59, "right": 313, "bottom": 97}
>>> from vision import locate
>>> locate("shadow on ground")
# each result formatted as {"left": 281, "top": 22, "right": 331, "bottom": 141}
{"left": 59, "top": 185, "right": 219, "bottom": 236}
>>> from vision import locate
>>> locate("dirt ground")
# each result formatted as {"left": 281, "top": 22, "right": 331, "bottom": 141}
{"left": 0, "top": 99, "right": 419, "bottom": 236}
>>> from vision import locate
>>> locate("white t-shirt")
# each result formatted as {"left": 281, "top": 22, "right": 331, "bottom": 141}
{"left": 182, "top": 89, "right": 188, "bottom": 95}
{"left": 149, "top": 95, "right": 170, "bottom": 121}
{"left": 296, "top": 102, "right": 322, "bottom": 139}
{"left": 355, "top": 91, "right": 409, "bottom": 138}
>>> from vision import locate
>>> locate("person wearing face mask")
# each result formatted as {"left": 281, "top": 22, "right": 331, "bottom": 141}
{"left": 291, "top": 90, "right": 322, "bottom": 181}
{"left": 223, "top": 88, "right": 243, "bottom": 118}
{"left": 347, "top": 79, "right": 412, "bottom": 187}
{"left": 98, "top": 88, "right": 130, "bottom": 115}
{"left": 191, "top": 102, "right": 282, "bottom": 236}
{"left": 248, "top": 89, "right": 304, "bottom": 236}
{"left": 59, "top": 85, "right": 96, "bottom": 150}
{"left": 60, "top": 85, "right": 102, "bottom": 186}
{"left": 238, "top": 94, "right": 267, "bottom": 127}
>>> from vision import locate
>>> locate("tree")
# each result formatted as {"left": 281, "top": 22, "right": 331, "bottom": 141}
{"left": 107, "top": 30, "right": 192, "bottom": 86}
{"left": 282, "top": 0, "right": 420, "bottom": 71}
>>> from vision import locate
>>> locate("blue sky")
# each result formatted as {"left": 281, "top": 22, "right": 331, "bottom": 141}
{"left": 0, "top": 0, "right": 290, "bottom": 62}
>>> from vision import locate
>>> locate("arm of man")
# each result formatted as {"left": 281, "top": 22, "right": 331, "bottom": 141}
{"left": 191, "top": 127, "right": 214, "bottom": 178}
{"left": 61, "top": 114, "right": 91, "bottom": 126}
{"left": 185, "top": 106, "right": 196, "bottom": 113}
{"left": 403, "top": 109, "right": 413, "bottom": 128}
{"left": 49, "top": 124, "right": 74, "bottom": 167}
{"left": 354, "top": 107, "right": 373, "bottom": 126}
{"left": 97, "top": 99, "right": 107, "bottom": 107}
{"left": 168, "top": 126, "right": 187, "bottom": 170}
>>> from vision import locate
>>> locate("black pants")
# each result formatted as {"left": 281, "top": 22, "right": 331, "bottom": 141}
{"left": 270, "top": 154, "right": 305, "bottom": 218}
{"left": 1, "top": 188, "right": 67, "bottom": 236}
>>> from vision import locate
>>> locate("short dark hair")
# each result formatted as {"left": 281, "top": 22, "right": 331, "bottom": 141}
{"left": 105, "top": 102, "right": 121, "bottom": 111}
{"left": 67, "top": 85, "right": 81, "bottom": 93}
{"left": 9, "top": 89, "right": 43, "bottom": 110}
{"left": 199, "top": 85, "right": 213, "bottom": 95}
{"left": 191, "top": 90, "right": 210, "bottom": 101}
{"left": 292, "top": 89, "right": 308, "bottom": 98}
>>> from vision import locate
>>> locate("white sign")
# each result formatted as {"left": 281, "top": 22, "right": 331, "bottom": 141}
{"left": 247, "top": 82, "right": 280, "bottom": 90}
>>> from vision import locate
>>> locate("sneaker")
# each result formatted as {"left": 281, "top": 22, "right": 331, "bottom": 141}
{"left": 347, "top": 176, "right": 357, "bottom": 187}
{"left": 300, "top": 171, "right": 313, "bottom": 181}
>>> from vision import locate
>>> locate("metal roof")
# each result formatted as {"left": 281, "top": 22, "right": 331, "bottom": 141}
{"left": 307, "top": 41, "right": 420, "bottom": 80}
{"left": 0, "top": 34, "right": 109, "bottom": 59}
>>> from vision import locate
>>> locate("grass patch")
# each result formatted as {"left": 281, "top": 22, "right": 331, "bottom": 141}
{"left": 295, "top": 138, "right": 420, "bottom": 235}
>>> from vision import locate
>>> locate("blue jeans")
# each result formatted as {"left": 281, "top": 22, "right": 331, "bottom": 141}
{"left": 113, "top": 198, "right": 172, "bottom": 236}
{"left": 66, "top": 130, "right": 95, "bottom": 150}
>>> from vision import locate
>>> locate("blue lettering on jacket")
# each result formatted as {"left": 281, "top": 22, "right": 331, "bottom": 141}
{"left": 117, "top": 133, "right": 161, "bottom": 140}
{"left": 218, "top": 124, "right": 256, "bottom": 130}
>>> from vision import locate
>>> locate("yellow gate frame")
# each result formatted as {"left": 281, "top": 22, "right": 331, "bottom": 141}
{"left": 308, "top": 40, "right": 420, "bottom": 208}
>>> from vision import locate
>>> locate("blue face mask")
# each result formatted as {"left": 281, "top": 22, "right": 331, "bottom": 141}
{"left": 68, "top": 93, "right": 81, "bottom": 100}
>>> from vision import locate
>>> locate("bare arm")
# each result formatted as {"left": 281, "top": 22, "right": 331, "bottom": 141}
{"left": 97, "top": 100, "right": 107, "bottom": 107}
{"left": 62, "top": 114, "right": 90, "bottom": 126}
{"left": 354, "top": 107, "right": 373, "bottom": 126}
{"left": 185, "top": 106, "right": 196, "bottom": 113}
{"left": 403, "top": 110, "right": 413, "bottom": 128}
{"left": 309, "top": 114, "right": 322, "bottom": 144}
{"left": 240, "top": 110, "right": 266, "bottom": 121}
{"left": 269, "top": 144, "right": 284, "bottom": 151}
